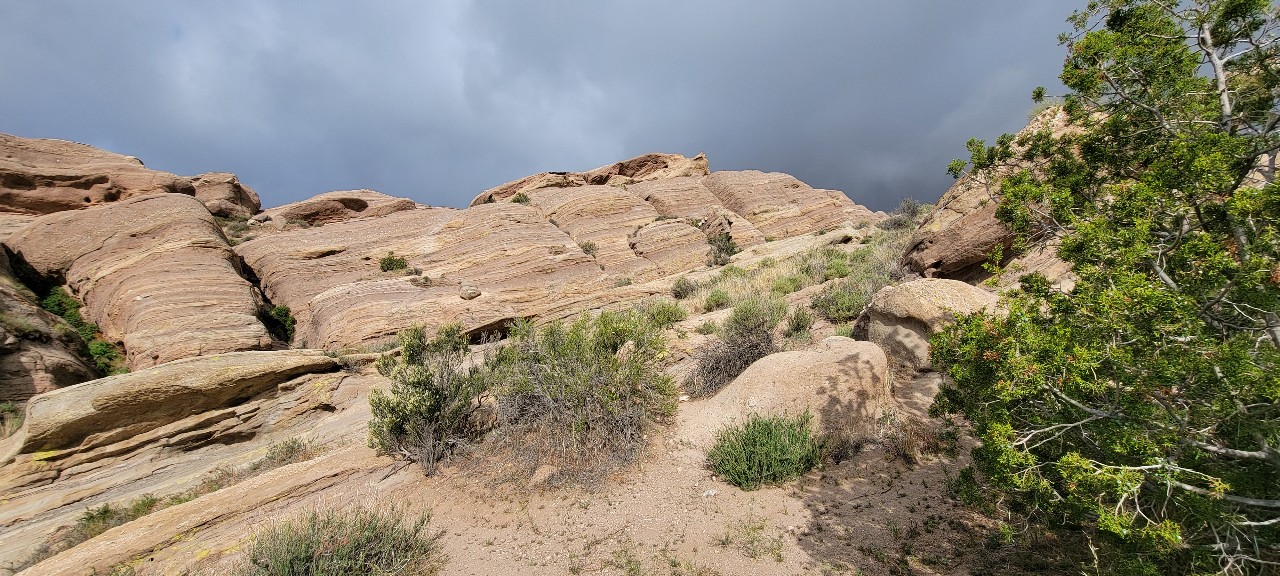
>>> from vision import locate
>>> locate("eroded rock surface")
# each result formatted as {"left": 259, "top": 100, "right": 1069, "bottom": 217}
{"left": 191, "top": 172, "right": 261, "bottom": 219}
{"left": 6, "top": 194, "right": 274, "bottom": 369}
{"left": 859, "top": 278, "right": 998, "bottom": 370}
{"left": 0, "top": 251, "right": 95, "bottom": 402}
{"left": 259, "top": 189, "right": 417, "bottom": 226}
{"left": 0, "top": 133, "right": 196, "bottom": 215}
{"left": 472, "top": 152, "right": 710, "bottom": 205}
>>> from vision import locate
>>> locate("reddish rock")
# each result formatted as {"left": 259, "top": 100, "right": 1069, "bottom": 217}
{"left": 472, "top": 152, "right": 710, "bottom": 205}
{"left": 259, "top": 189, "right": 418, "bottom": 226}
{"left": 190, "top": 172, "right": 261, "bottom": 219}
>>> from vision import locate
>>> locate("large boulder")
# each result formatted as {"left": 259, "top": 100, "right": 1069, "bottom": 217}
{"left": 6, "top": 194, "right": 274, "bottom": 369}
{"left": 0, "top": 133, "right": 196, "bottom": 215}
{"left": 859, "top": 278, "right": 999, "bottom": 370}
{"left": 12, "top": 350, "right": 337, "bottom": 455}
{"left": 0, "top": 250, "right": 96, "bottom": 402}
{"left": 190, "top": 172, "right": 261, "bottom": 219}
{"left": 679, "top": 337, "right": 890, "bottom": 447}
{"left": 471, "top": 152, "right": 710, "bottom": 205}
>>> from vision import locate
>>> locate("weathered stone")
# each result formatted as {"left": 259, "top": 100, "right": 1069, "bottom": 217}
{"left": 0, "top": 132, "right": 196, "bottom": 215}
{"left": 700, "top": 170, "right": 860, "bottom": 239}
{"left": 7, "top": 194, "right": 274, "bottom": 369}
{"left": 459, "top": 284, "right": 481, "bottom": 300}
{"left": 0, "top": 251, "right": 95, "bottom": 402}
{"left": 863, "top": 278, "right": 998, "bottom": 370}
{"left": 190, "top": 172, "right": 261, "bottom": 219}
{"left": 472, "top": 152, "right": 710, "bottom": 206}
{"left": 261, "top": 189, "right": 418, "bottom": 225}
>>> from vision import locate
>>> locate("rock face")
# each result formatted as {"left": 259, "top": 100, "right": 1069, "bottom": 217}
{"left": 859, "top": 278, "right": 999, "bottom": 370}
{"left": 6, "top": 194, "right": 274, "bottom": 369}
{"left": 0, "top": 133, "right": 196, "bottom": 215}
{"left": 0, "top": 250, "right": 96, "bottom": 402}
{"left": 471, "top": 152, "right": 711, "bottom": 205}
{"left": 12, "top": 350, "right": 337, "bottom": 455}
{"left": 190, "top": 172, "right": 261, "bottom": 219}
{"left": 902, "top": 108, "right": 1071, "bottom": 283}
{"left": 680, "top": 337, "right": 890, "bottom": 447}
{"left": 259, "top": 189, "right": 418, "bottom": 226}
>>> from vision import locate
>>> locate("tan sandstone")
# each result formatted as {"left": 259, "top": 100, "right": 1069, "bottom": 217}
{"left": 860, "top": 278, "right": 999, "bottom": 371}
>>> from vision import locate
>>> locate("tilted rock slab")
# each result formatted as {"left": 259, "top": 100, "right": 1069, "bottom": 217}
{"left": 471, "top": 152, "right": 710, "bottom": 205}
{"left": 259, "top": 189, "right": 417, "bottom": 226}
{"left": 0, "top": 132, "right": 196, "bottom": 215}
{"left": 6, "top": 194, "right": 274, "bottom": 369}
{"left": 858, "top": 278, "right": 999, "bottom": 371}
{"left": 11, "top": 349, "right": 337, "bottom": 455}
{"left": 701, "top": 170, "right": 877, "bottom": 239}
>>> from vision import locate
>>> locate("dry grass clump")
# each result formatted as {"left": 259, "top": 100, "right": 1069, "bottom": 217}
{"left": 686, "top": 297, "right": 785, "bottom": 397}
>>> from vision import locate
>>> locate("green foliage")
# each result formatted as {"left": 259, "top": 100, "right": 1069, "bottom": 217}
{"left": 688, "top": 298, "right": 783, "bottom": 397}
{"left": 695, "top": 320, "right": 718, "bottom": 335}
{"left": 491, "top": 311, "right": 677, "bottom": 483}
{"left": 936, "top": 2, "right": 1280, "bottom": 573}
{"left": 379, "top": 251, "right": 409, "bottom": 272}
{"left": 639, "top": 298, "right": 687, "bottom": 329}
{"left": 707, "top": 412, "right": 824, "bottom": 490}
{"left": 262, "top": 305, "right": 296, "bottom": 342}
{"left": 231, "top": 505, "right": 442, "bottom": 576}
{"left": 39, "top": 287, "right": 126, "bottom": 375}
{"left": 810, "top": 260, "right": 893, "bottom": 324}
{"left": 707, "top": 231, "right": 739, "bottom": 266}
{"left": 770, "top": 275, "right": 804, "bottom": 295}
{"left": 0, "top": 401, "right": 20, "bottom": 438}
{"left": 578, "top": 241, "right": 598, "bottom": 256}
{"left": 672, "top": 276, "right": 699, "bottom": 300}
{"left": 369, "top": 324, "right": 489, "bottom": 474}
{"left": 703, "top": 289, "right": 731, "bottom": 312}
{"left": 833, "top": 324, "right": 855, "bottom": 338}
{"left": 511, "top": 192, "right": 531, "bottom": 204}
{"left": 782, "top": 308, "right": 812, "bottom": 339}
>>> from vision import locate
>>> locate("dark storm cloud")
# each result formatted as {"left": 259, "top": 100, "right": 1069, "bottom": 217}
{"left": 1, "top": 1, "right": 1069, "bottom": 211}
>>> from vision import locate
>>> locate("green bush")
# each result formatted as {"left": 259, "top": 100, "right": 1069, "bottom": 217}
{"left": 770, "top": 275, "right": 804, "bottom": 295}
{"left": 695, "top": 320, "right": 718, "bottom": 335}
{"left": 262, "top": 305, "right": 296, "bottom": 342}
{"left": 640, "top": 299, "right": 687, "bottom": 329}
{"left": 39, "top": 287, "right": 127, "bottom": 375}
{"left": 379, "top": 251, "right": 409, "bottom": 272}
{"left": 231, "top": 505, "right": 442, "bottom": 575}
{"left": 782, "top": 308, "right": 812, "bottom": 339}
{"left": 491, "top": 311, "right": 677, "bottom": 484}
{"left": 810, "top": 265, "right": 892, "bottom": 323}
{"left": 707, "top": 231, "right": 739, "bottom": 266}
{"left": 368, "top": 324, "right": 490, "bottom": 474}
{"left": 703, "top": 289, "right": 731, "bottom": 312}
{"left": 511, "top": 192, "right": 531, "bottom": 204}
{"left": 578, "top": 241, "right": 598, "bottom": 256}
{"left": 717, "top": 265, "right": 748, "bottom": 280}
{"left": 687, "top": 298, "right": 783, "bottom": 397}
{"left": 707, "top": 412, "right": 824, "bottom": 490}
{"left": 671, "top": 276, "right": 698, "bottom": 300}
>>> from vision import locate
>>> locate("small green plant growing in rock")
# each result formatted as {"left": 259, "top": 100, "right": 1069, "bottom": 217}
{"left": 695, "top": 320, "right": 718, "bottom": 335}
{"left": 687, "top": 297, "right": 784, "bottom": 397}
{"left": 671, "top": 276, "right": 698, "bottom": 300}
{"left": 39, "top": 287, "right": 126, "bottom": 375}
{"left": 782, "top": 308, "right": 812, "bottom": 339}
{"left": 262, "top": 305, "right": 296, "bottom": 342}
{"left": 707, "top": 231, "right": 739, "bottom": 266}
{"left": 229, "top": 504, "right": 443, "bottom": 575}
{"left": 639, "top": 298, "right": 687, "bottom": 329}
{"left": 578, "top": 241, "right": 598, "bottom": 256}
{"left": 379, "top": 251, "right": 409, "bottom": 272}
{"left": 703, "top": 289, "right": 731, "bottom": 312}
{"left": 511, "top": 192, "right": 531, "bottom": 204}
{"left": 708, "top": 411, "right": 824, "bottom": 491}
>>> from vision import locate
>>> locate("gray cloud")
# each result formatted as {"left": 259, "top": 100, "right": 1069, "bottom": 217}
{"left": 1, "top": 1, "right": 1070, "bottom": 211}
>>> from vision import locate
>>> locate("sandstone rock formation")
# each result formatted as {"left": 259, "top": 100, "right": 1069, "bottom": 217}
{"left": 0, "top": 250, "right": 95, "bottom": 402}
{"left": 471, "top": 152, "right": 710, "bottom": 205}
{"left": 679, "top": 337, "right": 890, "bottom": 447}
{"left": 902, "top": 107, "right": 1071, "bottom": 283}
{"left": 258, "top": 189, "right": 417, "bottom": 226}
{"left": 858, "top": 278, "right": 999, "bottom": 370}
{"left": 190, "top": 172, "right": 261, "bottom": 219}
{"left": 6, "top": 193, "right": 274, "bottom": 369}
{"left": 0, "top": 133, "right": 196, "bottom": 215}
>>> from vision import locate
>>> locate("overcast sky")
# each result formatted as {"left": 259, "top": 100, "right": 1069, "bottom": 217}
{"left": 2, "top": 2, "right": 1070, "bottom": 212}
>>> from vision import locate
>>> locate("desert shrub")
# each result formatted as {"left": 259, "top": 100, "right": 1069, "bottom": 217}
{"left": 695, "top": 320, "right": 718, "bottom": 335}
{"left": 717, "top": 265, "right": 748, "bottom": 280}
{"left": 810, "top": 258, "right": 895, "bottom": 324}
{"left": 892, "top": 197, "right": 925, "bottom": 220}
{"left": 368, "top": 324, "right": 490, "bottom": 474}
{"left": 490, "top": 311, "right": 677, "bottom": 484}
{"left": 614, "top": 277, "right": 633, "bottom": 287}
{"left": 87, "top": 341, "right": 121, "bottom": 373}
{"left": 707, "top": 412, "right": 824, "bottom": 490}
{"left": 876, "top": 214, "right": 915, "bottom": 230}
{"left": 0, "top": 401, "right": 21, "bottom": 438}
{"left": 231, "top": 505, "right": 442, "bottom": 576}
{"left": 707, "top": 231, "right": 739, "bottom": 266}
{"left": 262, "top": 305, "right": 296, "bottom": 342}
{"left": 833, "top": 324, "right": 855, "bottom": 338}
{"left": 380, "top": 251, "right": 409, "bottom": 272}
{"left": 782, "top": 308, "right": 812, "bottom": 339}
{"left": 39, "top": 287, "right": 127, "bottom": 375}
{"left": 687, "top": 298, "right": 784, "bottom": 397}
{"left": 511, "top": 192, "right": 531, "bottom": 204}
{"left": 770, "top": 275, "right": 803, "bottom": 295}
{"left": 578, "top": 241, "right": 598, "bottom": 256}
{"left": 671, "top": 276, "right": 698, "bottom": 300}
{"left": 703, "top": 289, "right": 731, "bottom": 312}
{"left": 640, "top": 299, "right": 687, "bottom": 329}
